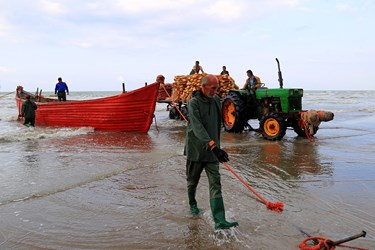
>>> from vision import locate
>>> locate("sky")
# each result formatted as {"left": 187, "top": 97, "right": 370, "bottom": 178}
{"left": 0, "top": 0, "right": 374, "bottom": 92}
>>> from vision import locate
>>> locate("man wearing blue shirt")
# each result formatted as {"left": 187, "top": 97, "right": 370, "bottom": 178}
{"left": 55, "top": 77, "right": 69, "bottom": 101}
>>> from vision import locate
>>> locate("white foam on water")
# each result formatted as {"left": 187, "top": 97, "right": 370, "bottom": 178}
{"left": 201, "top": 209, "right": 241, "bottom": 246}
{"left": 210, "top": 227, "right": 240, "bottom": 246}
{"left": 0, "top": 126, "right": 94, "bottom": 142}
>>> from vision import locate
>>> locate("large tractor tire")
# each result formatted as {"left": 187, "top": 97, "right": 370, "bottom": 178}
{"left": 260, "top": 113, "right": 286, "bottom": 140}
{"left": 222, "top": 92, "right": 248, "bottom": 132}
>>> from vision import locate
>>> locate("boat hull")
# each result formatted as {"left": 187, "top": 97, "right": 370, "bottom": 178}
{"left": 16, "top": 83, "right": 160, "bottom": 133}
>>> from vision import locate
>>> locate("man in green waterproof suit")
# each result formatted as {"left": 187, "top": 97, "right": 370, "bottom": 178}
{"left": 21, "top": 94, "right": 38, "bottom": 127}
{"left": 184, "top": 74, "right": 238, "bottom": 230}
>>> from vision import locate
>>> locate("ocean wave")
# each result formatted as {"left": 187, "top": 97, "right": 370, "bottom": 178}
{"left": 0, "top": 126, "right": 94, "bottom": 143}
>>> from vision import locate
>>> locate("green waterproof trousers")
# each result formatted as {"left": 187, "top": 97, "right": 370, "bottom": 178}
{"left": 186, "top": 160, "right": 222, "bottom": 200}
{"left": 186, "top": 160, "right": 238, "bottom": 229}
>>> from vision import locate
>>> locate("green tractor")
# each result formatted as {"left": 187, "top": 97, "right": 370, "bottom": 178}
{"left": 222, "top": 58, "right": 334, "bottom": 141}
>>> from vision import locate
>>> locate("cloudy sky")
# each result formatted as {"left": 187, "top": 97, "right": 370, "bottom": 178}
{"left": 0, "top": 0, "right": 374, "bottom": 92}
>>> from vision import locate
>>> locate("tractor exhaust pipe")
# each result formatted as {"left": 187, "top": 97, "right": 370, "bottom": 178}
{"left": 276, "top": 58, "right": 283, "bottom": 89}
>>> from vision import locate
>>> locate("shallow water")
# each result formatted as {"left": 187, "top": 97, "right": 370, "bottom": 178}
{"left": 0, "top": 90, "right": 374, "bottom": 249}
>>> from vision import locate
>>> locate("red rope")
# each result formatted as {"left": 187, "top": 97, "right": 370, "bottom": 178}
{"left": 170, "top": 85, "right": 283, "bottom": 212}
{"left": 298, "top": 115, "right": 315, "bottom": 142}
{"left": 298, "top": 236, "right": 369, "bottom": 250}
{"left": 223, "top": 162, "right": 284, "bottom": 213}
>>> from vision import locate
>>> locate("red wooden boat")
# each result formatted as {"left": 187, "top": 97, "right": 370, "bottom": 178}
{"left": 15, "top": 82, "right": 160, "bottom": 132}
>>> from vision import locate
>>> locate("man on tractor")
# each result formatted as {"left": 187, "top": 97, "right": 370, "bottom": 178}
{"left": 242, "top": 69, "right": 261, "bottom": 91}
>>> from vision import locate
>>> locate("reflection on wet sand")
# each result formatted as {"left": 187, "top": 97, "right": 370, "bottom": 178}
{"left": 2, "top": 91, "right": 375, "bottom": 249}
{"left": 223, "top": 131, "right": 333, "bottom": 180}
{"left": 43, "top": 132, "right": 155, "bottom": 151}
{"left": 258, "top": 140, "right": 334, "bottom": 179}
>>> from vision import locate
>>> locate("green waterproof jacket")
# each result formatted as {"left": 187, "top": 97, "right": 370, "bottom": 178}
{"left": 22, "top": 100, "right": 38, "bottom": 119}
{"left": 184, "top": 90, "right": 222, "bottom": 162}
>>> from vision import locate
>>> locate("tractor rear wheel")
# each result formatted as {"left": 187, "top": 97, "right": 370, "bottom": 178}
{"left": 222, "top": 92, "right": 248, "bottom": 132}
{"left": 260, "top": 113, "right": 286, "bottom": 140}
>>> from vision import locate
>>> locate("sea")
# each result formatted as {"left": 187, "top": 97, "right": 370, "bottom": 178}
{"left": 0, "top": 90, "right": 374, "bottom": 249}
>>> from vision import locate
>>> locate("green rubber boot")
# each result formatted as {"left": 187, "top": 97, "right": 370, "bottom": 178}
{"left": 210, "top": 197, "right": 238, "bottom": 230}
{"left": 188, "top": 191, "right": 201, "bottom": 215}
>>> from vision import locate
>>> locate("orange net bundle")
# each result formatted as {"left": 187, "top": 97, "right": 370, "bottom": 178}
{"left": 172, "top": 74, "right": 238, "bottom": 103}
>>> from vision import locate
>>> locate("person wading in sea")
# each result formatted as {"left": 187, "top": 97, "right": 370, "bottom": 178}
{"left": 21, "top": 94, "right": 38, "bottom": 127}
{"left": 184, "top": 74, "right": 239, "bottom": 230}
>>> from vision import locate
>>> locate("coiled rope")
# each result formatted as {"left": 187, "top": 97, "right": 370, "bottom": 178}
{"left": 299, "top": 231, "right": 367, "bottom": 250}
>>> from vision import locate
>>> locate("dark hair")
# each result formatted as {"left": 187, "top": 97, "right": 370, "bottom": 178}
{"left": 246, "top": 70, "right": 253, "bottom": 75}
{"left": 58, "top": 77, "right": 62, "bottom": 81}
{"left": 195, "top": 61, "right": 199, "bottom": 64}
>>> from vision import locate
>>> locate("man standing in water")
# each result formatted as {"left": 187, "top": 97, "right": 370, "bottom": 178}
{"left": 55, "top": 77, "right": 69, "bottom": 101}
{"left": 21, "top": 94, "right": 38, "bottom": 127}
{"left": 184, "top": 74, "right": 238, "bottom": 230}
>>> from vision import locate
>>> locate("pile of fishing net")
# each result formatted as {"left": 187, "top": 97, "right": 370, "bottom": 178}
{"left": 171, "top": 73, "right": 238, "bottom": 102}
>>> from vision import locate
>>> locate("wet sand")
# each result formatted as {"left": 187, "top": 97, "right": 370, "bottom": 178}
{"left": 0, "top": 93, "right": 374, "bottom": 249}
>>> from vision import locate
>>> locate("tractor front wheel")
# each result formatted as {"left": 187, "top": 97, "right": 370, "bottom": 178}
{"left": 260, "top": 113, "right": 286, "bottom": 140}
